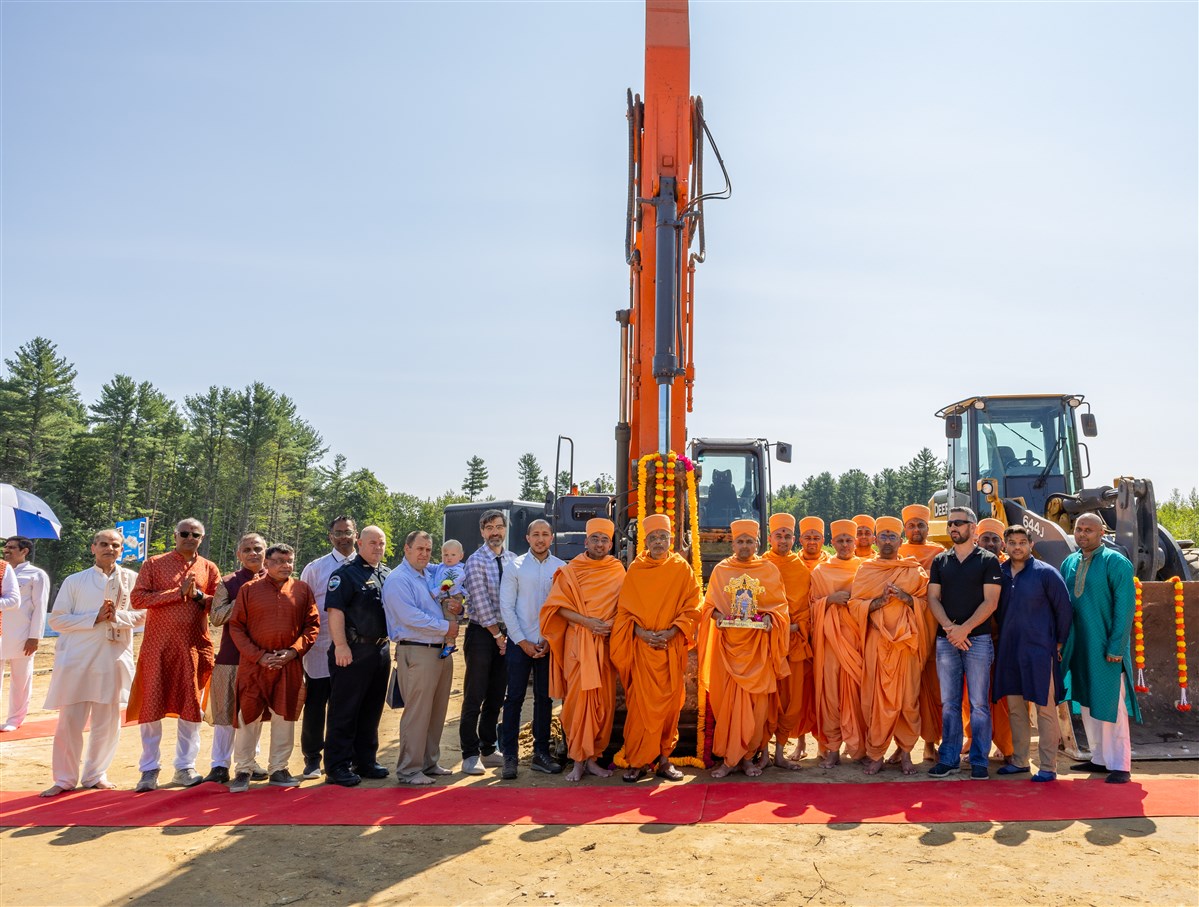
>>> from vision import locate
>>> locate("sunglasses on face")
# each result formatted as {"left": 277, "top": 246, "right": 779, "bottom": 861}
{"left": 946, "top": 520, "right": 973, "bottom": 527}
{"left": 178, "top": 531, "right": 203, "bottom": 539}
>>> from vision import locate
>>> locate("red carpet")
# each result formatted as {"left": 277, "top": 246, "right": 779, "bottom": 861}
{"left": 1, "top": 778, "right": 1193, "bottom": 827}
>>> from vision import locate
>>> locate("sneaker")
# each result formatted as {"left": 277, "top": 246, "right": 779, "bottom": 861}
{"left": 134, "top": 769, "right": 160, "bottom": 792}
{"left": 269, "top": 770, "right": 301, "bottom": 788}
{"left": 1105, "top": 770, "right": 1131, "bottom": 784}
{"left": 301, "top": 759, "right": 322, "bottom": 780}
{"left": 172, "top": 768, "right": 204, "bottom": 788}
{"left": 461, "top": 755, "right": 484, "bottom": 776}
{"left": 928, "top": 762, "right": 958, "bottom": 779}
{"left": 531, "top": 751, "right": 563, "bottom": 775}
{"left": 202, "top": 766, "right": 230, "bottom": 784}
{"left": 501, "top": 756, "right": 519, "bottom": 780}
{"left": 325, "top": 767, "right": 361, "bottom": 787}
{"left": 480, "top": 751, "right": 504, "bottom": 768}
{"left": 1031, "top": 770, "right": 1057, "bottom": 782}
{"left": 250, "top": 769, "right": 269, "bottom": 782}
{"left": 971, "top": 765, "right": 989, "bottom": 780}
{"left": 0, "top": 723, "right": 19, "bottom": 732}
{"left": 229, "top": 772, "right": 252, "bottom": 793}
{"left": 996, "top": 764, "right": 1029, "bottom": 776}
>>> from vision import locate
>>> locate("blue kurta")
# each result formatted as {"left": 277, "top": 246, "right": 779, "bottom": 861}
{"left": 1061, "top": 546, "right": 1143, "bottom": 724}
{"left": 993, "top": 557, "right": 1072, "bottom": 706}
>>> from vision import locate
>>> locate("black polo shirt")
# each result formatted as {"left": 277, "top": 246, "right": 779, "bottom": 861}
{"left": 928, "top": 546, "right": 1003, "bottom": 637}
{"left": 325, "top": 554, "right": 391, "bottom": 642}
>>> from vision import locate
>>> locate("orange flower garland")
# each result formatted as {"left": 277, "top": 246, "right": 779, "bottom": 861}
{"left": 1171, "top": 577, "right": 1190, "bottom": 712}
{"left": 1133, "top": 578, "right": 1148, "bottom": 693}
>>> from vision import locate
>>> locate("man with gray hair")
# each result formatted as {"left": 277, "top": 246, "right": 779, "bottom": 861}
{"left": 1062, "top": 512, "right": 1141, "bottom": 784}
{"left": 127, "top": 517, "right": 221, "bottom": 791}
{"left": 40, "top": 530, "right": 144, "bottom": 796}
{"left": 459, "top": 509, "right": 515, "bottom": 775}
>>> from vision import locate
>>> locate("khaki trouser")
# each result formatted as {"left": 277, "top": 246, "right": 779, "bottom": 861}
{"left": 234, "top": 712, "right": 295, "bottom": 775}
{"left": 1006, "top": 673, "right": 1060, "bottom": 773}
{"left": 395, "top": 643, "right": 453, "bottom": 780}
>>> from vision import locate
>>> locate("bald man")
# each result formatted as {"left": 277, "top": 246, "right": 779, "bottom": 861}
{"left": 853, "top": 515, "right": 876, "bottom": 560}
{"left": 798, "top": 517, "right": 829, "bottom": 573}
{"left": 762, "top": 513, "right": 815, "bottom": 768}
{"left": 700, "top": 519, "right": 790, "bottom": 779}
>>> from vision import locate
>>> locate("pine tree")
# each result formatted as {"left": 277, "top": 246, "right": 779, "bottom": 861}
{"left": 516, "top": 452, "right": 546, "bottom": 500}
{"left": 0, "top": 337, "right": 85, "bottom": 488}
{"left": 463, "top": 455, "right": 489, "bottom": 501}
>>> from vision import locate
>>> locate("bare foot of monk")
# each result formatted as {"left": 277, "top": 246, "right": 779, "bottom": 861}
{"left": 566, "top": 762, "right": 586, "bottom": 782}
{"left": 742, "top": 757, "right": 764, "bottom": 778}
{"left": 923, "top": 741, "right": 939, "bottom": 763}
{"left": 585, "top": 758, "right": 612, "bottom": 778}
{"left": 85, "top": 780, "right": 117, "bottom": 790}
{"left": 818, "top": 751, "right": 840, "bottom": 769}
{"left": 786, "top": 744, "right": 807, "bottom": 762}
{"left": 862, "top": 758, "right": 885, "bottom": 776}
{"left": 710, "top": 761, "right": 736, "bottom": 779}
{"left": 884, "top": 750, "right": 902, "bottom": 765}
{"left": 40, "top": 785, "right": 70, "bottom": 798}
{"left": 899, "top": 752, "right": 918, "bottom": 775}
{"left": 773, "top": 745, "right": 802, "bottom": 771}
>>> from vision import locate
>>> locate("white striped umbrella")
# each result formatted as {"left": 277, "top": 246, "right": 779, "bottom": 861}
{"left": 0, "top": 484, "right": 63, "bottom": 539}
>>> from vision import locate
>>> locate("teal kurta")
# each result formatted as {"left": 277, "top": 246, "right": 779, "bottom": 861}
{"left": 1061, "top": 546, "right": 1142, "bottom": 724}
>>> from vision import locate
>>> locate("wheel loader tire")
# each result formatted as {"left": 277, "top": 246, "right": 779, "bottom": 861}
{"left": 1184, "top": 547, "right": 1199, "bottom": 581}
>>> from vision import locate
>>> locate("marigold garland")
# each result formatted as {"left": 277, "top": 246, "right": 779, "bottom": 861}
{"left": 1171, "top": 576, "right": 1190, "bottom": 712}
{"left": 1133, "top": 578, "right": 1148, "bottom": 693}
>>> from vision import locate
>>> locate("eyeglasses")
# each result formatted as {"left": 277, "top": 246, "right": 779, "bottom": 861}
{"left": 177, "top": 531, "right": 204, "bottom": 539}
{"left": 946, "top": 520, "right": 973, "bottom": 527}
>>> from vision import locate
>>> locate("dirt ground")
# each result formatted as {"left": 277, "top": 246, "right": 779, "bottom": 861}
{"left": 2, "top": 640, "right": 1196, "bottom": 907}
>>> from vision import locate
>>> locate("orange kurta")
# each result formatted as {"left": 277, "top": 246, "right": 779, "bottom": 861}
{"left": 540, "top": 554, "right": 626, "bottom": 762}
{"left": 127, "top": 550, "right": 221, "bottom": 723}
{"left": 800, "top": 550, "right": 829, "bottom": 574}
{"left": 810, "top": 556, "right": 866, "bottom": 756}
{"left": 229, "top": 575, "right": 320, "bottom": 723}
{"left": 610, "top": 551, "right": 701, "bottom": 767}
{"left": 762, "top": 549, "right": 815, "bottom": 745}
{"left": 853, "top": 557, "right": 930, "bottom": 760}
{"left": 699, "top": 556, "right": 790, "bottom": 766}
{"left": 900, "top": 542, "right": 946, "bottom": 749}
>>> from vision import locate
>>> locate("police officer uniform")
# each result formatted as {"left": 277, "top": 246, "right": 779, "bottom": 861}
{"left": 322, "top": 554, "right": 392, "bottom": 785}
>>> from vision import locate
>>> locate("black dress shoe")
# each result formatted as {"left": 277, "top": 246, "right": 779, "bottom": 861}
{"left": 1105, "top": 770, "right": 1132, "bottom": 784}
{"left": 202, "top": 766, "right": 230, "bottom": 784}
{"left": 1070, "top": 760, "right": 1109, "bottom": 773}
{"left": 530, "top": 751, "right": 563, "bottom": 775}
{"left": 354, "top": 763, "right": 390, "bottom": 780}
{"left": 326, "top": 767, "right": 362, "bottom": 787}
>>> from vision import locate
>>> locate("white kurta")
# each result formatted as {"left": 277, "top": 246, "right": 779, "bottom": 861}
{"left": 299, "top": 549, "right": 348, "bottom": 679}
{"left": 1, "top": 561, "right": 50, "bottom": 657}
{"left": 44, "top": 566, "right": 144, "bottom": 710}
{"left": 0, "top": 563, "right": 17, "bottom": 612}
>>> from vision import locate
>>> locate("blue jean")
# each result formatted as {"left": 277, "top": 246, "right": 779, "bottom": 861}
{"left": 501, "top": 642, "right": 552, "bottom": 757}
{"left": 935, "top": 635, "right": 994, "bottom": 769}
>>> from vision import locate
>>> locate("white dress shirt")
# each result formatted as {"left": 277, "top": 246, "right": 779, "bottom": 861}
{"left": 1, "top": 561, "right": 50, "bottom": 659}
{"left": 0, "top": 564, "right": 17, "bottom": 613}
{"left": 44, "top": 565, "right": 144, "bottom": 709}
{"left": 300, "top": 549, "right": 352, "bottom": 678}
{"left": 499, "top": 551, "right": 565, "bottom": 645}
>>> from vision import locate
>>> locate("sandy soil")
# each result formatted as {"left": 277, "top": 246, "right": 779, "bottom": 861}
{"left": 1, "top": 639, "right": 1196, "bottom": 907}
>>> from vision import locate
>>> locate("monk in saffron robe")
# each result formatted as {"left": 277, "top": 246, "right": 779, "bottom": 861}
{"left": 960, "top": 517, "right": 1014, "bottom": 764}
{"left": 540, "top": 517, "right": 626, "bottom": 782}
{"left": 700, "top": 519, "right": 790, "bottom": 778}
{"left": 798, "top": 517, "right": 829, "bottom": 573}
{"left": 811, "top": 520, "right": 866, "bottom": 767}
{"left": 853, "top": 514, "right": 876, "bottom": 560}
{"left": 898, "top": 503, "right": 944, "bottom": 763}
{"left": 611, "top": 514, "right": 701, "bottom": 782}
{"left": 762, "top": 513, "right": 815, "bottom": 768}
{"left": 856, "top": 517, "right": 931, "bottom": 776}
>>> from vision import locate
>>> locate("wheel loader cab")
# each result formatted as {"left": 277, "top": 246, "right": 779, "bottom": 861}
{"left": 941, "top": 395, "right": 1089, "bottom": 520}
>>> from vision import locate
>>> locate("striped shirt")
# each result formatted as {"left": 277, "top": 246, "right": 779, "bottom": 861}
{"left": 462, "top": 545, "right": 516, "bottom": 628}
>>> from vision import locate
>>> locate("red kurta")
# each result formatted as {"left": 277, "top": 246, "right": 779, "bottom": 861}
{"left": 127, "top": 550, "right": 220, "bottom": 723}
{"left": 229, "top": 575, "right": 320, "bottom": 723}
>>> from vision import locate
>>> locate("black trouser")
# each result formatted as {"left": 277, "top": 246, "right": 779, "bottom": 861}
{"left": 323, "top": 641, "right": 390, "bottom": 773}
{"left": 460, "top": 622, "right": 507, "bottom": 758}
{"left": 502, "top": 643, "right": 552, "bottom": 757}
{"left": 300, "top": 672, "right": 331, "bottom": 763}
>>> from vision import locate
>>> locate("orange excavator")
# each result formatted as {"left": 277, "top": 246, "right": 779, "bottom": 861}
{"left": 550, "top": 0, "right": 790, "bottom": 576}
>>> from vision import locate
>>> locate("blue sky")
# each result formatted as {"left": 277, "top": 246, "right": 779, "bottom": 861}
{"left": 3, "top": 1, "right": 1196, "bottom": 501}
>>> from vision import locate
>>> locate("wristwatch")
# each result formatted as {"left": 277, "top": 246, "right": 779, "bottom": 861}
{"left": 192, "top": 589, "right": 204, "bottom": 603}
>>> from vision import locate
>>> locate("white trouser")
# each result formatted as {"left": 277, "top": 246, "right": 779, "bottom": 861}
{"left": 1080, "top": 682, "right": 1132, "bottom": 772}
{"left": 52, "top": 700, "right": 123, "bottom": 790}
{"left": 138, "top": 718, "right": 202, "bottom": 772}
{"left": 1, "top": 655, "right": 34, "bottom": 727}
{"left": 233, "top": 712, "right": 295, "bottom": 775}
{"left": 211, "top": 724, "right": 236, "bottom": 769}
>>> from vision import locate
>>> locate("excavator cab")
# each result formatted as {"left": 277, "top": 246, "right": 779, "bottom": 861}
{"left": 932, "top": 394, "right": 1193, "bottom": 581}
{"left": 691, "top": 437, "right": 779, "bottom": 580}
